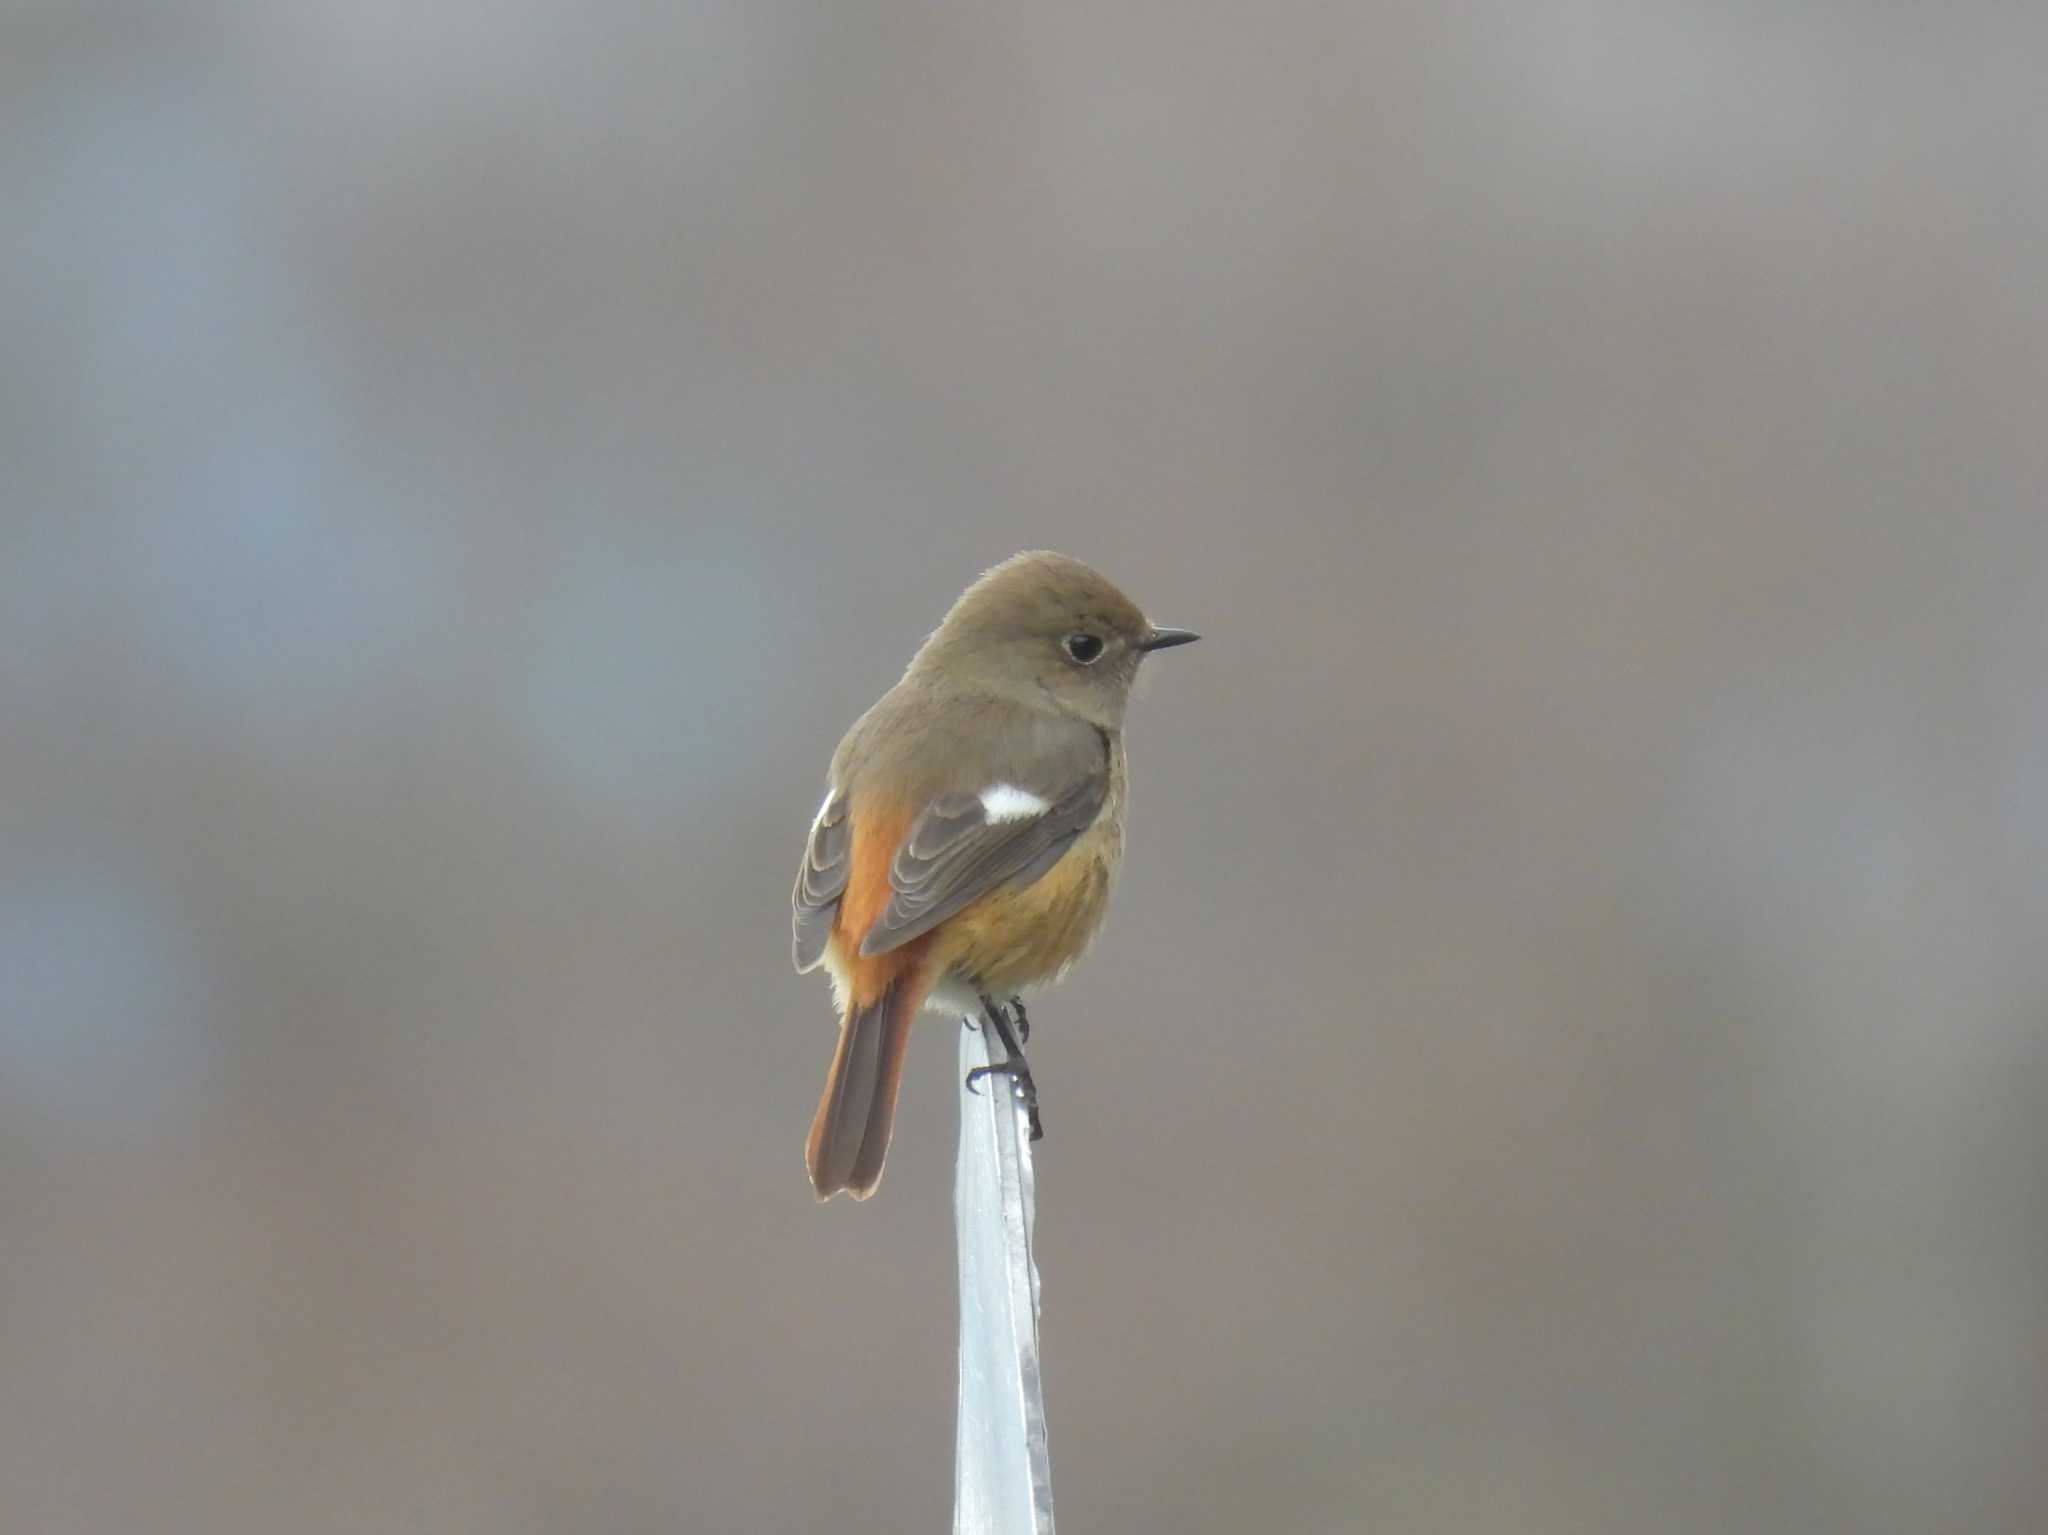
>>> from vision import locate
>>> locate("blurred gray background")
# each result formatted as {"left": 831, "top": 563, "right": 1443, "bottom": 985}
{"left": 5, "top": 5, "right": 2045, "bottom": 1532}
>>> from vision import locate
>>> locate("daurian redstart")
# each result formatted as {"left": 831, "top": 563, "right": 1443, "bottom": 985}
{"left": 792, "top": 551, "right": 1197, "bottom": 1200}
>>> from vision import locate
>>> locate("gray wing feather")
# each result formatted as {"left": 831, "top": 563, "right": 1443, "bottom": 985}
{"left": 791, "top": 790, "right": 851, "bottom": 972}
{"left": 857, "top": 774, "right": 1106, "bottom": 957}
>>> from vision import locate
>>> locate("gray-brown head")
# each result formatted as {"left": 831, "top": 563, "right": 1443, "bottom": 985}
{"left": 907, "top": 551, "right": 1198, "bottom": 729}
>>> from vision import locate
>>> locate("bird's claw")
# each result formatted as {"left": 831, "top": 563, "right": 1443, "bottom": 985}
{"left": 965, "top": 993, "right": 1045, "bottom": 1139}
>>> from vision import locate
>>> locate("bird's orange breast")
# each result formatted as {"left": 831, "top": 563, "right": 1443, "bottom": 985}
{"left": 932, "top": 814, "right": 1122, "bottom": 995}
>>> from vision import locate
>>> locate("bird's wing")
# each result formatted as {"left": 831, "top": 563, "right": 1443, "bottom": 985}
{"left": 857, "top": 769, "right": 1108, "bottom": 957}
{"left": 791, "top": 787, "right": 851, "bottom": 973}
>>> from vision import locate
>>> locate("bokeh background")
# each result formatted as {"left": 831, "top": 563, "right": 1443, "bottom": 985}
{"left": 6, "top": 6, "right": 2046, "bottom": 1532}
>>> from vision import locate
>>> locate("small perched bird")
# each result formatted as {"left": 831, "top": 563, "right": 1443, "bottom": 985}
{"left": 793, "top": 551, "right": 1197, "bottom": 1200}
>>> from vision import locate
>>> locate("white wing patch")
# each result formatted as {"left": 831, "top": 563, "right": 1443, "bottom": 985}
{"left": 979, "top": 783, "right": 1050, "bottom": 823}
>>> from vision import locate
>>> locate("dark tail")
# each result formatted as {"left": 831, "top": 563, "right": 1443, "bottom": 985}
{"left": 806, "top": 976, "right": 921, "bottom": 1200}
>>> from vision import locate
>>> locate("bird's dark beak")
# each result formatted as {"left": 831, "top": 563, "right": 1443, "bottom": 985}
{"left": 1136, "top": 626, "right": 1200, "bottom": 652}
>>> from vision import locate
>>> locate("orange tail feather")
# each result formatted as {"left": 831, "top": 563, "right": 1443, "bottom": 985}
{"left": 806, "top": 972, "right": 926, "bottom": 1200}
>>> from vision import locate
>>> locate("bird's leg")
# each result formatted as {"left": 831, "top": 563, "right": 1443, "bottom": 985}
{"left": 1008, "top": 994, "right": 1029, "bottom": 1044}
{"left": 965, "top": 991, "right": 1043, "bottom": 1141}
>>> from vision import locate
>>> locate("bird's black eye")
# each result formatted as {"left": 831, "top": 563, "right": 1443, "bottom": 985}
{"left": 1064, "top": 632, "right": 1105, "bottom": 664}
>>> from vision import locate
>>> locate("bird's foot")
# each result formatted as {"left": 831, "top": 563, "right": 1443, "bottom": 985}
{"left": 964, "top": 1059, "right": 1041, "bottom": 1140}
{"left": 966, "top": 992, "right": 1044, "bottom": 1140}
